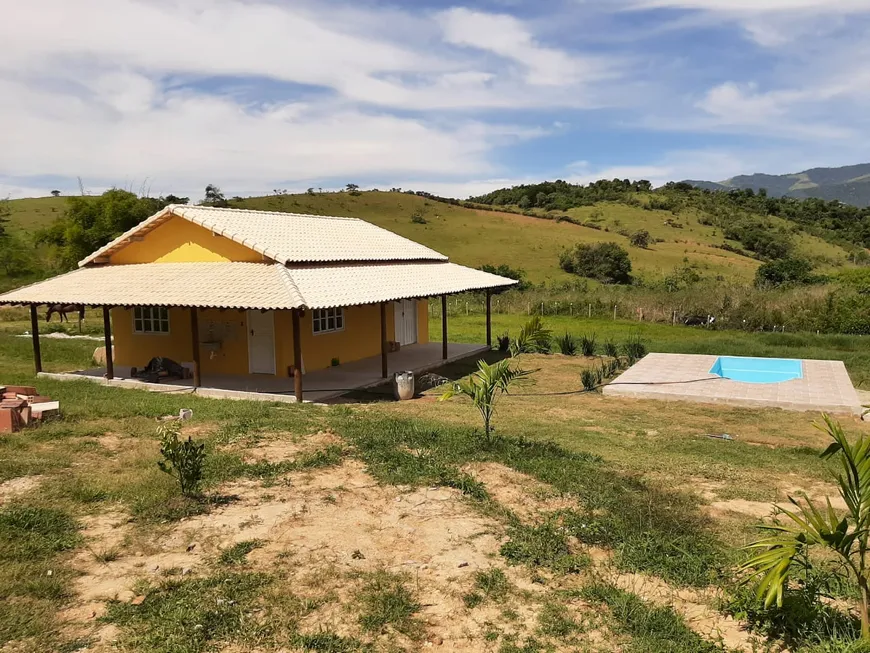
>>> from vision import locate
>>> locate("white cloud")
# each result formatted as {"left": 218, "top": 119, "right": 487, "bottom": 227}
{"left": 626, "top": 0, "right": 870, "bottom": 13}
{"left": 437, "top": 7, "right": 611, "bottom": 86}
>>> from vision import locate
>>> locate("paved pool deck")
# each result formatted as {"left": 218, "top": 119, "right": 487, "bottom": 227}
{"left": 603, "top": 353, "right": 864, "bottom": 416}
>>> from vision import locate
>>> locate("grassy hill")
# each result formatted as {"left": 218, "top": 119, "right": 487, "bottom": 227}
{"left": 3, "top": 191, "right": 854, "bottom": 287}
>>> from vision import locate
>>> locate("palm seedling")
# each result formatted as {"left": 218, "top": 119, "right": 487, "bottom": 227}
{"left": 740, "top": 414, "right": 870, "bottom": 639}
{"left": 579, "top": 334, "right": 597, "bottom": 357}
{"left": 510, "top": 316, "right": 552, "bottom": 356}
{"left": 440, "top": 359, "right": 531, "bottom": 443}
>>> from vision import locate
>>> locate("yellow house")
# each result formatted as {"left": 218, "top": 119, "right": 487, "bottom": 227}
{"left": 1, "top": 205, "right": 515, "bottom": 401}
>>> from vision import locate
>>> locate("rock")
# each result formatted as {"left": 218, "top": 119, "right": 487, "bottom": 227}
{"left": 458, "top": 562, "right": 469, "bottom": 568}
{"left": 130, "top": 595, "right": 146, "bottom": 606}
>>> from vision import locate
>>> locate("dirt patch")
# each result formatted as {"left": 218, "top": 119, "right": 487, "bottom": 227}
{"left": 241, "top": 430, "right": 343, "bottom": 464}
{"left": 708, "top": 499, "right": 776, "bottom": 519}
{"left": 0, "top": 475, "right": 43, "bottom": 504}
{"left": 462, "top": 462, "right": 577, "bottom": 521}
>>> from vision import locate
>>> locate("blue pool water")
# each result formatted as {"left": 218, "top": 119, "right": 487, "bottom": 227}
{"left": 709, "top": 356, "right": 803, "bottom": 384}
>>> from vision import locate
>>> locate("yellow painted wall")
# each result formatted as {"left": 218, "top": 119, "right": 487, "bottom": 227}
{"left": 110, "top": 216, "right": 264, "bottom": 264}
{"left": 417, "top": 299, "right": 429, "bottom": 344}
{"left": 112, "top": 307, "right": 249, "bottom": 375}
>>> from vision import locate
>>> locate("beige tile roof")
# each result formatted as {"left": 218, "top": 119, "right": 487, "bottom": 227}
{"left": 0, "top": 261, "right": 516, "bottom": 310}
{"left": 0, "top": 263, "right": 305, "bottom": 310}
{"left": 78, "top": 205, "right": 448, "bottom": 267}
{"left": 288, "top": 262, "right": 516, "bottom": 308}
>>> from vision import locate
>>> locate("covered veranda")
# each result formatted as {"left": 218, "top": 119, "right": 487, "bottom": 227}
{"left": 0, "top": 262, "right": 510, "bottom": 403}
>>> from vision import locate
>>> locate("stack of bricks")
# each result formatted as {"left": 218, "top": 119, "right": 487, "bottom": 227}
{"left": 0, "top": 385, "right": 59, "bottom": 433}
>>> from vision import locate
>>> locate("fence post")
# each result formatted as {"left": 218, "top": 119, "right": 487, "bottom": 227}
{"left": 613, "top": 305, "right": 617, "bottom": 320}
{"left": 588, "top": 304, "right": 592, "bottom": 318}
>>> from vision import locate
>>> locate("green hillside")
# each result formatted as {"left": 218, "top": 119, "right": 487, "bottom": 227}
{"left": 2, "top": 190, "right": 855, "bottom": 287}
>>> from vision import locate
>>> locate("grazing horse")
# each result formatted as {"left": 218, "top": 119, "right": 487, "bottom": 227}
{"left": 46, "top": 304, "right": 85, "bottom": 323}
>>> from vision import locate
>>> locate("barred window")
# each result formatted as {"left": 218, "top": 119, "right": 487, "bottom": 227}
{"left": 312, "top": 307, "right": 344, "bottom": 334}
{"left": 133, "top": 306, "right": 170, "bottom": 334}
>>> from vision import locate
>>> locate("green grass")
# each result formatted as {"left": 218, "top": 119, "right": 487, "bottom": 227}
{"left": 218, "top": 540, "right": 264, "bottom": 565}
{"left": 581, "top": 583, "right": 724, "bottom": 652}
{"left": 0, "top": 505, "right": 81, "bottom": 646}
{"left": 353, "top": 570, "right": 423, "bottom": 639}
{"left": 104, "top": 572, "right": 272, "bottom": 653}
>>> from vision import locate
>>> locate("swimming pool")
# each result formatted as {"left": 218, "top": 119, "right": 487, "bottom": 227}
{"left": 709, "top": 356, "right": 803, "bottom": 384}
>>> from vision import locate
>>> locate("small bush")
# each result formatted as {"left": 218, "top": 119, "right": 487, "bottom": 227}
{"left": 556, "top": 333, "right": 577, "bottom": 356}
{"left": 629, "top": 230, "right": 651, "bottom": 248}
{"left": 579, "top": 334, "right": 596, "bottom": 357}
{"left": 410, "top": 209, "right": 427, "bottom": 224}
{"left": 497, "top": 333, "right": 511, "bottom": 352}
{"left": 603, "top": 339, "right": 619, "bottom": 358}
{"left": 157, "top": 422, "right": 206, "bottom": 497}
{"left": 559, "top": 242, "right": 632, "bottom": 284}
{"left": 581, "top": 369, "right": 597, "bottom": 392}
{"left": 622, "top": 333, "right": 647, "bottom": 366}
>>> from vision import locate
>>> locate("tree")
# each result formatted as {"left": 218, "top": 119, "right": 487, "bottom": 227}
{"left": 163, "top": 194, "right": 189, "bottom": 205}
{"left": 755, "top": 258, "right": 814, "bottom": 287}
{"left": 560, "top": 242, "right": 632, "bottom": 284}
{"left": 629, "top": 229, "right": 651, "bottom": 248}
{"left": 517, "top": 196, "right": 531, "bottom": 209}
{"left": 0, "top": 197, "right": 10, "bottom": 239}
{"left": 477, "top": 264, "right": 531, "bottom": 291}
{"left": 440, "top": 359, "right": 531, "bottom": 443}
{"left": 0, "top": 233, "right": 34, "bottom": 276}
{"left": 50, "top": 190, "right": 61, "bottom": 197}
{"left": 203, "top": 184, "right": 227, "bottom": 207}
{"left": 740, "top": 415, "right": 870, "bottom": 639}
{"left": 345, "top": 183, "right": 361, "bottom": 196}
{"left": 36, "top": 189, "right": 170, "bottom": 270}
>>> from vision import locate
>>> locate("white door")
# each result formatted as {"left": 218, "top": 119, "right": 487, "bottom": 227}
{"left": 247, "top": 310, "right": 276, "bottom": 374}
{"left": 393, "top": 299, "right": 418, "bottom": 346}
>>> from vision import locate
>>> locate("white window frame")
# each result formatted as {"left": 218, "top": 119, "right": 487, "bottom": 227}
{"left": 132, "top": 306, "right": 171, "bottom": 335}
{"left": 312, "top": 307, "right": 344, "bottom": 335}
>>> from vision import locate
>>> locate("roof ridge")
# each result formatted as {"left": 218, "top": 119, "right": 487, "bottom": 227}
{"left": 172, "top": 204, "right": 361, "bottom": 222}
{"left": 274, "top": 264, "right": 307, "bottom": 309}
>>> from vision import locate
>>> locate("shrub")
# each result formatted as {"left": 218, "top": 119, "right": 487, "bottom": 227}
{"left": 556, "top": 333, "right": 577, "bottom": 356}
{"left": 603, "top": 339, "right": 619, "bottom": 358}
{"left": 629, "top": 229, "right": 651, "bottom": 248}
{"left": 581, "top": 369, "right": 597, "bottom": 391}
{"left": 157, "top": 422, "right": 206, "bottom": 497}
{"left": 497, "top": 333, "right": 511, "bottom": 352}
{"left": 559, "top": 242, "right": 632, "bottom": 284}
{"left": 755, "top": 257, "right": 815, "bottom": 287}
{"left": 579, "top": 333, "right": 597, "bottom": 357}
{"left": 478, "top": 264, "right": 531, "bottom": 291}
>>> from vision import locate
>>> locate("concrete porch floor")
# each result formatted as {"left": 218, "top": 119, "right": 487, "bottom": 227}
{"left": 38, "top": 342, "right": 490, "bottom": 404}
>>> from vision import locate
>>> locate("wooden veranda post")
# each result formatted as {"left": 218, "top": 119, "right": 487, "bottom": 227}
{"left": 292, "top": 308, "right": 303, "bottom": 403}
{"left": 189, "top": 307, "right": 201, "bottom": 388}
{"left": 30, "top": 304, "right": 42, "bottom": 374}
{"left": 380, "top": 302, "right": 388, "bottom": 379}
{"left": 485, "top": 290, "right": 492, "bottom": 348}
{"left": 102, "top": 306, "right": 114, "bottom": 380}
{"left": 441, "top": 295, "right": 448, "bottom": 360}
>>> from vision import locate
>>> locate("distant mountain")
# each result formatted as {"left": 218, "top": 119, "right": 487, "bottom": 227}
{"left": 685, "top": 163, "right": 870, "bottom": 207}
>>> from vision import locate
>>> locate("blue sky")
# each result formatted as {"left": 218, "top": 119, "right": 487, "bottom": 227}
{"left": 1, "top": 0, "right": 869, "bottom": 200}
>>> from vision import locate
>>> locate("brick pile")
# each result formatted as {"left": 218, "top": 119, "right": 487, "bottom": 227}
{"left": 0, "top": 385, "right": 59, "bottom": 433}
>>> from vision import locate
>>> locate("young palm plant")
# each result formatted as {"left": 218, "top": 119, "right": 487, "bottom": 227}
{"left": 440, "top": 359, "right": 531, "bottom": 443}
{"left": 740, "top": 414, "right": 870, "bottom": 639}
{"left": 510, "top": 316, "right": 551, "bottom": 356}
